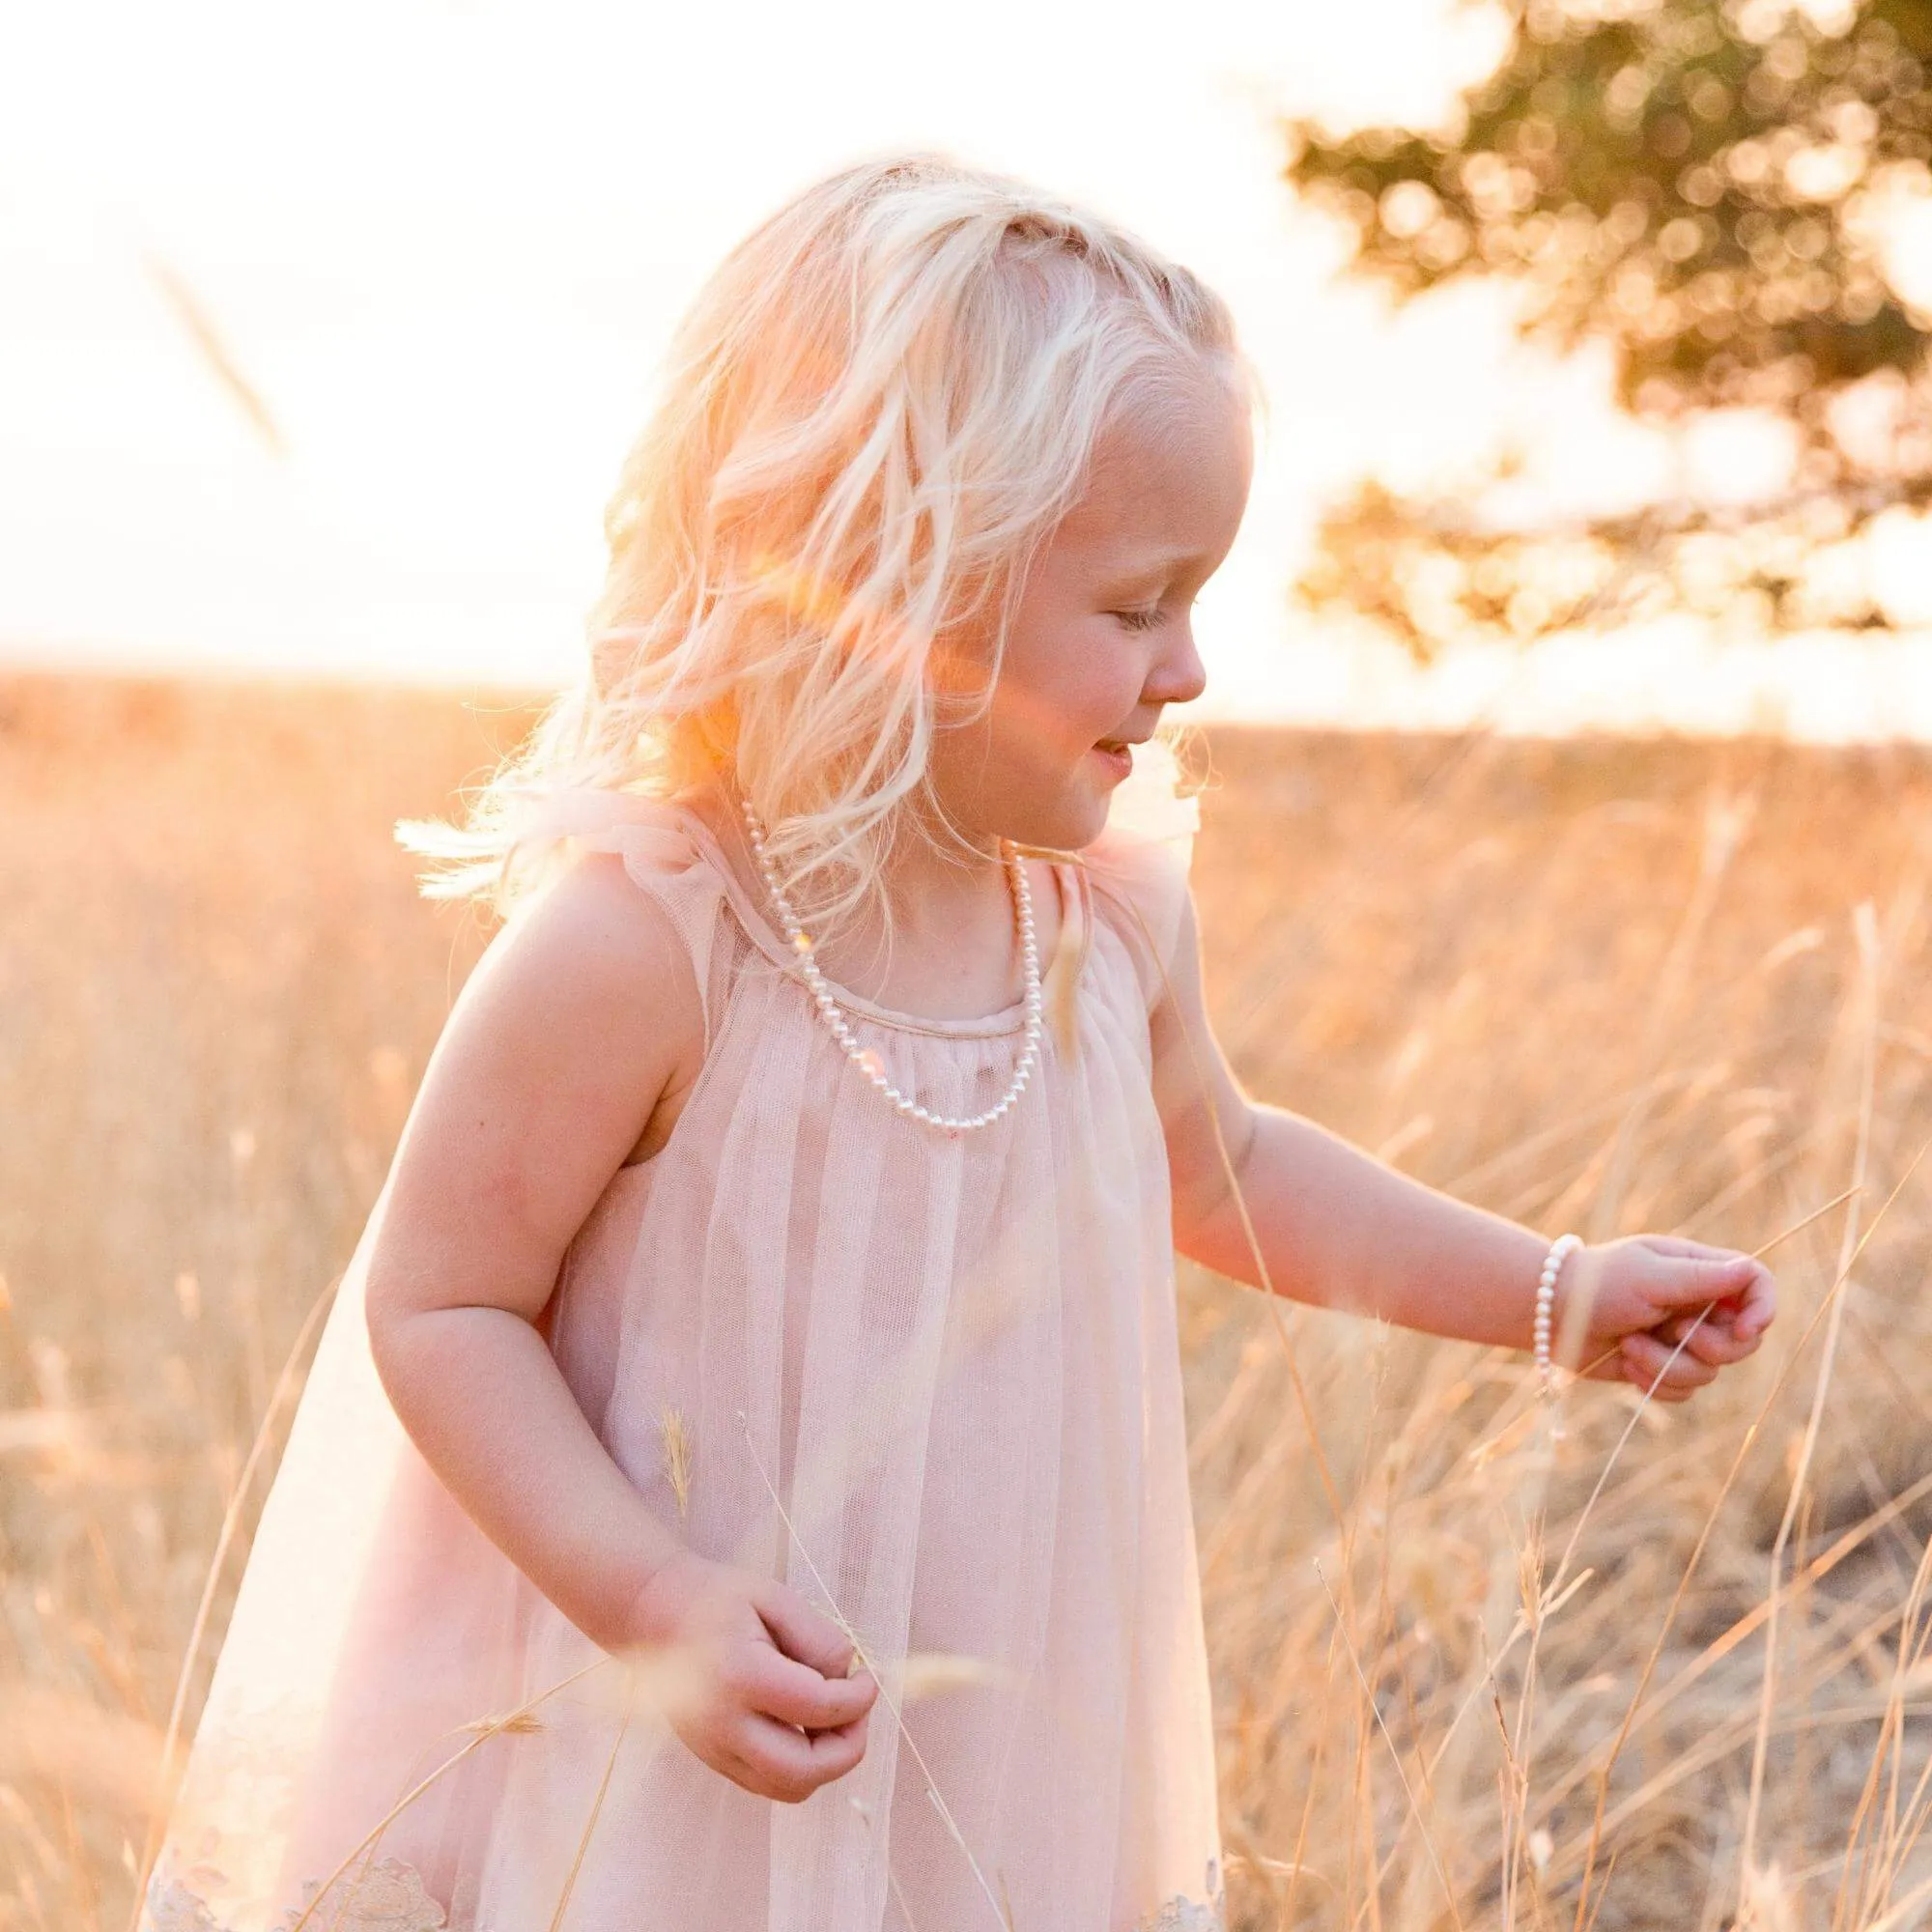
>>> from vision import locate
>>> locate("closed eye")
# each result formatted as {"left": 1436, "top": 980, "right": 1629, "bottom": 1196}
{"left": 1110, "top": 593, "right": 1202, "bottom": 634}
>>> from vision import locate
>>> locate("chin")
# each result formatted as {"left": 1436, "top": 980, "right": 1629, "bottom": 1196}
{"left": 1013, "top": 785, "right": 1111, "bottom": 854}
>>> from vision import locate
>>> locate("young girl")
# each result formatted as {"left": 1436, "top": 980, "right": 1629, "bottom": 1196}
{"left": 142, "top": 153, "right": 1776, "bottom": 1932}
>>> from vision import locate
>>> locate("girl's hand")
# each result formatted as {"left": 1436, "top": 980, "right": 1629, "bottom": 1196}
{"left": 1555, "top": 1235, "right": 1776, "bottom": 1405}
{"left": 626, "top": 1550, "right": 878, "bottom": 1802}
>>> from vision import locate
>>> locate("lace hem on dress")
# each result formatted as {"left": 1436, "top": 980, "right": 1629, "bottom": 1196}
{"left": 146, "top": 1856, "right": 454, "bottom": 1932}
{"left": 1133, "top": 1858, "right": 1228, "bottom": 1932}
{"left": 150, "top": 1851, "right": 1224, "bottom": 1932}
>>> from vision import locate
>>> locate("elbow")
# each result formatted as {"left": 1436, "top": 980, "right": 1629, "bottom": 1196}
{"left": 362, "top": 1274, "right": 426, "bottom": 1413}
{"left": 363, "top": 1292, "right": 404, "bottom": 1407}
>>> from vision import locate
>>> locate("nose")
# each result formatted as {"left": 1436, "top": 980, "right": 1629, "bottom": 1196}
{"left": 1146, "top": 616, "right": 1208, "bottom": 709}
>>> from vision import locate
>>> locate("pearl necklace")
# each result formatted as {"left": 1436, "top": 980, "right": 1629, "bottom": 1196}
{"left": 739, "top": 798, "right": 1044, "bottom": 1133}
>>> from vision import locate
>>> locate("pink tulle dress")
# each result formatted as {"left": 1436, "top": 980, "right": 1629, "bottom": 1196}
{"left": 141, "top": 749, "right": 1226, "bottom": 1932}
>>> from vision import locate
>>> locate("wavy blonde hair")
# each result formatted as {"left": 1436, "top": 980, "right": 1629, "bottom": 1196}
{"left": 399, "top": 150, "right": 1259, "bottom": 937}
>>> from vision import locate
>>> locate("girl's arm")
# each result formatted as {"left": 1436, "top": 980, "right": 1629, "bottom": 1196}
{"left": 361, "top": 851, "right": 874, "bottom": 1799}
{"left": 1150, "top": 892, "right": 1776, "bottom": 1399}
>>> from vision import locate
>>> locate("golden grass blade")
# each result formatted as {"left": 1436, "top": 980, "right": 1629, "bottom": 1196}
{"left": 660, "top": 1405, "right": 694, "bottom": 1520}
{"left": 1739, "top": 902, "right": 1881, "bottom": 1898}
{"left": 142, "top": 252, "right": 289, "bottom": 458}
{"left": 0, "top": 1685, "right": 162, "bottom": 1816}
{"left": 736, "top": 1410, "right": 1009, "bottom": 1932}
{"left": 1312, "top": 1556, "right": 1465, "bottom": 1932}
{"left": 279, "top": 1656, "right": 612, "bottom": 1932}
{"left": 546, "top": 1661, "right": 639, "bottom": 1931}
{"left": 1590, "top": 784, "right": 1754, "bottom": 1244}
{"left": 1512, "top": 1459, "right": 1932, "bottom": 1851}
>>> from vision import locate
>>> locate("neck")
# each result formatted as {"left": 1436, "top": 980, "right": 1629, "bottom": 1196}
{"left": 704, "top": 781, "right": 1023, "bottom": 1013}
{"left": 875, "top": 805, "right": 1009, "bottom": 941}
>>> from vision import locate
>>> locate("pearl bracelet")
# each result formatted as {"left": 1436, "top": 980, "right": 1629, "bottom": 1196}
{"left": 1533, "top": 1233, "right": 1584, "bottom": 1397}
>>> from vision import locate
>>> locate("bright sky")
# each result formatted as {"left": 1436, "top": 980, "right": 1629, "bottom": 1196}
{"left": 8, "top": 0, "right": 1932, "bottom": 735}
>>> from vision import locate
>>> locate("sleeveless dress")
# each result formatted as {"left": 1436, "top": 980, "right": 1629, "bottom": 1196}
{"left": 141, "top": 746, "right": 1226, "bottom": 1932}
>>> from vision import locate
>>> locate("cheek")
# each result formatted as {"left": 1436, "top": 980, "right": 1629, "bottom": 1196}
{"left": 993, "top": 622, "right": 1134, "bottom": 751}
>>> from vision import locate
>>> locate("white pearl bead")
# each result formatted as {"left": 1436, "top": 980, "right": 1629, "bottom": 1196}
{"left": 742, "top": 806, "right": 1042, "bottom": 1133}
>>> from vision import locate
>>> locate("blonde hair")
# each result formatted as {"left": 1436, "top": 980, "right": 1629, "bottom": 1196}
{"left": 399, "top": 149, "right": 1260, "bottom": 936}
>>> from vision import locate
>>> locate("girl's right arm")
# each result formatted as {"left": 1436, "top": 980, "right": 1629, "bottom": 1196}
{"left": 361, "top": 851, "right": 876, "bottom": 1802}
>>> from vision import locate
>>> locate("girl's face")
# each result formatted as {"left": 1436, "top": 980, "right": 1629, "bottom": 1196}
{"left": 929, "top": 370, "right": 1253, "bottom": 854}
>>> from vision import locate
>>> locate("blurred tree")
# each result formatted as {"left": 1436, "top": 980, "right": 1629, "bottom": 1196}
{"left": 1285, "top": 0, "right": 1932, "bottom": 655}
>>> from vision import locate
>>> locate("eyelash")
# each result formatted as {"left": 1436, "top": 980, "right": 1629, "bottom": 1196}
{"left": 1111, "top": 594, "right": 1201, "bottom": 634}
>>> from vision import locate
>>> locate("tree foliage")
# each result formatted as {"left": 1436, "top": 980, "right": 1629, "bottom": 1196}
{"left": 1285, "top": 0, "right": 1932, "bottom": 654}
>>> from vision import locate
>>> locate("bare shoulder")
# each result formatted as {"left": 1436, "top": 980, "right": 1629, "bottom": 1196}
{"left": 470, "top": 849, "right": 705, "bottom": 1053}
{"left": 479, "top": 848, "right": 706, "bottom": 1068}
{"left": 366, "top": 851, "right": 707, "bottom": 1329}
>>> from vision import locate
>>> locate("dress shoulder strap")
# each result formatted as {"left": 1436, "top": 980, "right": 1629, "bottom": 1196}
{"left": 509, "top": 788, "right": 733, "bottom": 1043}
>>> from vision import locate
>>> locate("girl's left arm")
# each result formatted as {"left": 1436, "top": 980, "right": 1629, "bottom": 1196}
{"left": 1151, "top": 892, "right": 1777, "bottom": 1400}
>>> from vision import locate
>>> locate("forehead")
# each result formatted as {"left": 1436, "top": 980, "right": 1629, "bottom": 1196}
{"left": 1049, "top": 378, "right": 1251, "bottom": 573}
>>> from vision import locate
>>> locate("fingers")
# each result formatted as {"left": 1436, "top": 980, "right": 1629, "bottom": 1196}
{"left": 735, "top": 1643, "right": 878, "bottom": 1732}
{"left": 728, "top": 1706, "right": 871, "bottom": 1803}
{"left": 1652, "top": 1307, "right": 1759, "bottom": 1367}
{"left": 755, "top": 1579, "right": 860, "bottom": 1681}
{"left": 1555, "top": 1236, "right": 1777, "bottom": 1404}
{"left": 1728, "top": 1261, "right": 1777, "bottom": 1340}
{"left": 1619, "top": 1328, "right": 1718, "bottom": 1402}
{"left": 743, "top": 1575, "right": 878, "bottom": 1727}
{"left": 1635, "top": 1233, "right": 1746, "bottom": 1263}
{"left": 1638, "top": 1236, "right": 1776, "bottom": 1317}
{"left": 1636, "top": 1242, "right": 1777, "bottom": 1359}
{"left": 659, "top": 1562, "right": 880, "bottom": 1804}
{"left": 1656, "top": 1250, "right": 1764, "bottom": 1310}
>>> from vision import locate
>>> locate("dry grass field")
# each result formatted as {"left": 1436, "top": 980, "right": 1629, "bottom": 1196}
{"left": 5, "top": 670, "right": 1932, "bottom": 1929}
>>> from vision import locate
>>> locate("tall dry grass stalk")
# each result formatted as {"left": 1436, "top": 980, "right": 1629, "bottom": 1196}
{"left": 4, "top": 674, "right": 1932, "bottom": 1928}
